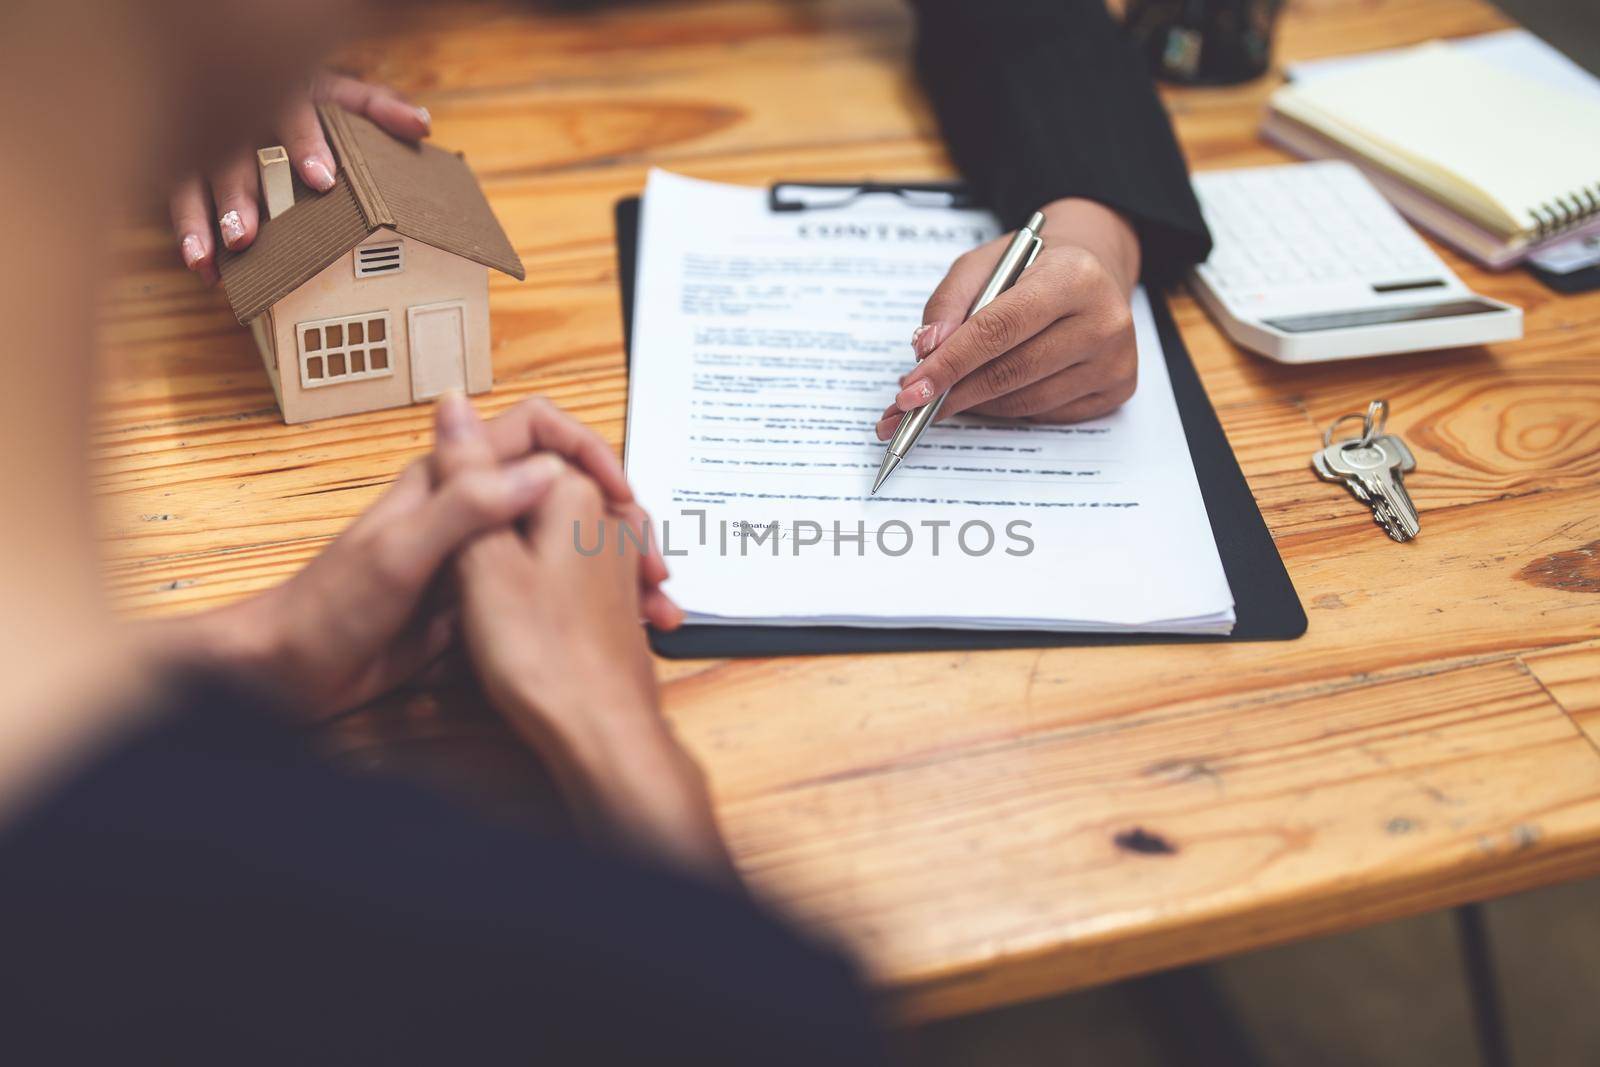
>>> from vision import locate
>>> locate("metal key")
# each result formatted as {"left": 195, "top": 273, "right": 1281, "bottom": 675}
{"left": 1373, "top": 433, "right": 1420, "bottom": 538}
{"left": 1316, "top": 435, "right": 1420, "bottom": 541}
{"left": 1312, "top": 400, "right": 1421, "bottom": 542}
{"left": 1313, "top": 439, "right": 1385, "bottom": 532}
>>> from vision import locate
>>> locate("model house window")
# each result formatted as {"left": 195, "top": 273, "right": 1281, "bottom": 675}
{"left": 297, "top": 312, "right": 393, "bottom": 388}
{"left": 354, "top": 241, "right": 404, "bottom": 278}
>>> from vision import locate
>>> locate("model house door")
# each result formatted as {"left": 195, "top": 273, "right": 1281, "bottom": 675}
{"left": 407, "top": 300, "right": 468, "bottom": 401}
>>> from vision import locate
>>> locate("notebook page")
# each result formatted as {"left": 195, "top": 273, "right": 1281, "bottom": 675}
{"left": 1288, "top": 29, "right": 1600, "bottom": 105}
{"left": 1275, "top": 43, "right": 1600, "bottom": 237}
{"left": 623, "top": 171, "right": 1235, "bottom": 632}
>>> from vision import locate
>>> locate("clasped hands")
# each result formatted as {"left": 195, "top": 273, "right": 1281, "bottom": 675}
{"left": 149, "top": 396, "right": 730, "bottom": 876}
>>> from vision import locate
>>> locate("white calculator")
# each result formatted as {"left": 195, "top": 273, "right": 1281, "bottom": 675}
{"left": 1189, "top": 161, "right": 1522, "bottom": 363}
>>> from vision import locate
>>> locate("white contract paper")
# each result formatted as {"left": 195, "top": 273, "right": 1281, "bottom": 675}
{"left": 624, "top": 170, "right": 1235, "bottom": 633}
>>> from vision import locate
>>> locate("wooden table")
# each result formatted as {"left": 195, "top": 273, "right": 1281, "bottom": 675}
{"left": 97, "top": 0, "right": 1600, "bottom": 1023}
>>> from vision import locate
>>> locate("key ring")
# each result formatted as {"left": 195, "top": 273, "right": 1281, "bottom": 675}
{"left": 1322, "top": 399, "right": 1389, "bottom": 449}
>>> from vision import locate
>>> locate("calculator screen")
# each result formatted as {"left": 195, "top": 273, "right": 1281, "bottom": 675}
{"left": 1263, "top": 299, "right": 1506, "bottom": 333}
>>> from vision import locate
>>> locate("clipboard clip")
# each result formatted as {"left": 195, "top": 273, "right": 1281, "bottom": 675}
{"left": 768, "top": 180, "right": 975, "bottom": 213}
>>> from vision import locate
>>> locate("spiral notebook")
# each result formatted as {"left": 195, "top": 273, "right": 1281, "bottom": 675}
{"left": 1267, "top": 39, "right": 1600, "bottom": 266}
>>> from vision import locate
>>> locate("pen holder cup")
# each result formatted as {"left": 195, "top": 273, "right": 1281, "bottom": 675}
{"left": 1124, "top": 0, "right": 1284, "bottom": 85}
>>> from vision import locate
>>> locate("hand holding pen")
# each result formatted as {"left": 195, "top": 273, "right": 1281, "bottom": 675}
{"left": 874, "top": 197, "right": 1143, "bottom": 465}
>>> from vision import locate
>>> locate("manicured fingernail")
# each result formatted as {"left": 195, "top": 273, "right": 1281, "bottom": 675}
{"left": 510, "top": 453, "right": 564, "bottom": 494}
{"left": 910, "top": 324, "right": 931, "bottom": 354}
{"left": 895, "top": 378, "right": 935, "bottom": 411}
{"left": 302, "top": 158, "right": 335, "bottom": 192}
{"left": 180, "top": 234, "right": 206, "bottom": 268}
{"left": 415, "top": 106, "right": 432, "bottom": 130}
{"left": 219, "top": 210, "right": 246, "bottom": 248}
{"left": 434, "top": 389, "right": 479, "bottom": 441}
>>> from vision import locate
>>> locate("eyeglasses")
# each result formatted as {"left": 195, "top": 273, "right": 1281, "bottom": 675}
{"left": 768, "top": 181, "right": 976, "bottom": 213}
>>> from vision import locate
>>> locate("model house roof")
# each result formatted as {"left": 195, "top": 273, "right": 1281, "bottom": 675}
{"left": 219, "top": 106, "right": 526, "bottom": 323}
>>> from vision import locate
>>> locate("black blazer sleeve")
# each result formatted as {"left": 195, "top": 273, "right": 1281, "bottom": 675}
{"left": 908, "top": 0, "right": 1212, "bottom": 284}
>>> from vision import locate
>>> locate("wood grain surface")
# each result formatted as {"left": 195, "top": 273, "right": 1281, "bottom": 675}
{"left": 95, "top": 0, "right": 1600, "bottom": 1022}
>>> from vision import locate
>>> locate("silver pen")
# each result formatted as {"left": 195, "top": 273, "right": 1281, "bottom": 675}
{"left": 872, "top": 210, "right": 1046, "bottom": 495}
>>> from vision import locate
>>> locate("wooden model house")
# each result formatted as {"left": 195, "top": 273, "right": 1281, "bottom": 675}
{"left": 220, "top": 106, "right": 525, "bottom": 424}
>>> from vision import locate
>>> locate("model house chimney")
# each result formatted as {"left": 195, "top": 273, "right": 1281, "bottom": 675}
{"left": 257, "top": 146, "right": 294, "bottom": 220}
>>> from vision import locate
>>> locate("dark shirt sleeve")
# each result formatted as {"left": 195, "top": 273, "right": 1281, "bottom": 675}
{"left": 909, "top": 0, "right": 1212, "bottom": 284}
{"left": 0, "top": 674, "right": 885, "bottom": 1067}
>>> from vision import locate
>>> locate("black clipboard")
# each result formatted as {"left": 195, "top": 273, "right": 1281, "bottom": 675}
{"left": 615, "top": 190, "right": 1305, "bottom": 658}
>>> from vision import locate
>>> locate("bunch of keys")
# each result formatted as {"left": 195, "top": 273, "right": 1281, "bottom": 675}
{"left": 1312, "top": 400, "right": 1420, "bottom": 542}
